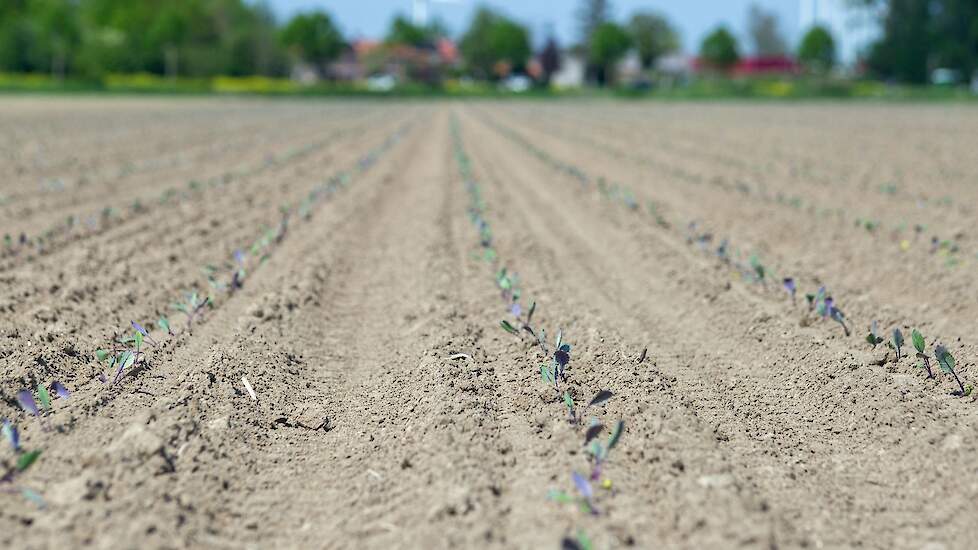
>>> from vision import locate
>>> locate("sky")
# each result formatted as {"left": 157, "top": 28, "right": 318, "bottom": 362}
{"left": 270, "top": 1, "right": 878, "bottom": 63}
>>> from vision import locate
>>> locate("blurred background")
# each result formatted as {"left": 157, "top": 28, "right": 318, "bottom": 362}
{"left": 0, "top": 0, "right": 975, "bottom": 98}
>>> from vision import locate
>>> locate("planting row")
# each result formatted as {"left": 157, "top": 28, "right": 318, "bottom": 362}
{"left": 465, "top": 108, "right": 972, "bottom": 400}
{"left": 0, "top": 119, "right": 416, "bottom": 507}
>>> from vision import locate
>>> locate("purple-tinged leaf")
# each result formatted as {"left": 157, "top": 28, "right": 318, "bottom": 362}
{"left": 51, "top": 381, "right": 70, "bottom": 399}
{"left": 572, "top": 471, "right": 593, "bottom": 500}
{"left": 510, "top": 302, "right": 522, "bottom": 318}
{"left": 782, "top": 277, "right": 796, "bottom": 296}
{"left": 554, "top": 350, "right": 570, "bottom": 367}
{"left": 16, "top": 390, "right": 38, "bottom": 416}
{"left": 131, "top": 321, "right": 148, "bottom": 336}
{"left": 98, "top": 373, "right": 108, "bottom": 384}
{"left": 234, "top": 249, "right": 245, "bottom": 265}
{"left": 587, "top": 390, "right": 614, "bottom": 408}
{"left": 2, "top": 420, "right": 19, "bottom": 451}
{"left": 584, "top": 423, "right": 604, "bottom": 445}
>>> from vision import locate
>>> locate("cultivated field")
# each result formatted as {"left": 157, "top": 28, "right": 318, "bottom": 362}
{"left": 2, "top": 97, "right": 977, "bottom": 549}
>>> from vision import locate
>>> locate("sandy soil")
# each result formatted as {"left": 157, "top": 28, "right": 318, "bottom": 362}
{"left": 1, "top": 98, "right": 976, "bottom": 550}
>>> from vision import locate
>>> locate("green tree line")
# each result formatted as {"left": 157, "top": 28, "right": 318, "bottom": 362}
{"left": 0, "top": 0, "right": 323, "bottom": 79}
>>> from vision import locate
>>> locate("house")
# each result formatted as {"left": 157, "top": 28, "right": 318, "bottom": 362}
{"left": 552, "top": 51, "right": 585, "bottom": 89}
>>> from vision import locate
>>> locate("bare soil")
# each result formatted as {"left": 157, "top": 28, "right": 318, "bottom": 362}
{"left": 1, "top": 98, "right": 976, "bottom": 549}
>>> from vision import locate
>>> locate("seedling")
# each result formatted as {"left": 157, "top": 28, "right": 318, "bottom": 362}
{"left": 783, "top": 278, "right": 796, "bottom": 303}
{"left": 866, "top": 321, "right": 884, "bottom": 347}
{"left": 890, "top": 328, "right": 904, "bottom": 360}
{"left": 501, "top": 320, "right": 520, "bottom": 337}
{"left": 935, "top": 345, "right": 969, "bottom": 396}
{"left": 131, "top": 321, "right": 158, "bottom": 347}
{"left": 158, "top": 316, "right": 173, "bottom": 336}
{"left": 541, "top": 331, "right": 573, "bottom": 397}
{"left": 172, "top": 291, "right": 210, "bottom": 332}
{"left": 912, "top": 329, "right": 934, "bottom": 378}
{"left": 231, "top": 249, "right": 246, "bottom": 290}
{"left": 550, "top": 471, "right": 599, "bottom": 516}
{"left": 587, "top": 419, "right": 624, "bottom": 482}
{"left": 1, "top": 441, "right": 44, "bottom": 508}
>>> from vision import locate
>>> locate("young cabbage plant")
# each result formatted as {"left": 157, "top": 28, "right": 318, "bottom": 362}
{"left": 548, "top": 471, "right": 599, "bottom": 516}
{"left": 172, "top": 291, "right": 210, "bottom": 333}
{"left": 912, "top": 329, "right": 934, "bottom": 378}
{"left": 866, "top": 321, "right": 884, "bottom": 348}
{"left": 934, "top": 345, "right": 970, "bottom": 396}
{"left": 783, "top": 278, "right": 796, "bottom": 303}
{"left": 890, "top": 328, "right": 904, "bottom": 361}
{"left": 587, "top": 420, "right": 624, "bottom": 483}
{"left": 0, "top": 442, "right": 44, "bottom": 508}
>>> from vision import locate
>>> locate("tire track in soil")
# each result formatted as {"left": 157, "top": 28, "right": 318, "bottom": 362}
{"left": 460, "top": 108, "right": 978, "bottom": 549}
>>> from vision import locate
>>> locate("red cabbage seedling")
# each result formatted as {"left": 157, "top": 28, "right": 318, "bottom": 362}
{"left": 935, "top": 345, "right": 969, "bottom": 396}
{"left": 131, "top": 321, "right": 158, "bottom": 347}
{"left": 783, "top": 278, "right": 796, "bottom": 303}
{"left": 891, "top": 328, "right": 904, "bottom": 361}
{"left": 172, "top": 291, "right": 210, "bottom": 333}
{"left": 587, "top": 419, "right": 624, "bottom": 482}
{"left": 866, "top": 321, "right": 884, "bottom": 347}
{"left": 912, "top": 329, "right": 934, "bottom": 378}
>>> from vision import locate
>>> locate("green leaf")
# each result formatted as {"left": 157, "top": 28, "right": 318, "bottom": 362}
{"left": 96, "top": 349, "right": 110, "bottom": 362}
{"left": 540, "top": 365, "right": 554, "bottom": 384}
{"left": 936, "top": 346, "right": 955, "bottom": 373}
{"left": 893, "top": 328, "right": 904, "bottom": 348}
{"left": 158, "top": 317, "right": 170, "bottom": 333}
{"left": 134, "top": 331, "right": 144, "bottom": 349}
{"left": 547, "top": 489, "right": 573, "bottom": 503}
{"left": 20, "top": 487, "right": 45, "bottom": 508}
{"left": 36, "top": 384, "right": 51, "bottom": 410}
{"left": 576, "top": 530, "right": 594, "bottom": 550}
{"left": 563, "top": 391, "right": 574, "bottom": 414}
{"left": 607, "top": 420, "right": 624, "bottom": 451}
{"left": 912, "top": 329, "right": 925, "bottom": 353}
{"left": 16, "top": 450, "right": 41, "bottom": 472}
{"left": 500, "top": 320, "right": 519, "bottom": 336}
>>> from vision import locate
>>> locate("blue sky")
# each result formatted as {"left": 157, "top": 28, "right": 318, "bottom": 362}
{"left": 270, "top": 1, "right": 876, "bottom": 61}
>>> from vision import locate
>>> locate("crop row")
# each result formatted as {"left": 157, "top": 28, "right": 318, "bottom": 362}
{"left": 0, "top": 110, "right": 397, "bottom": 266}
{"left": 472, "top": 111, "right": 971, "bottom": 401}
{"left": 451, "top": 115, "right": 628, "bottom": 549}
{"left": 483, "top": 107, "right": 974, "bottom": 271}
{"left": 0, "top": 120, "right": 415, "bottom": 509}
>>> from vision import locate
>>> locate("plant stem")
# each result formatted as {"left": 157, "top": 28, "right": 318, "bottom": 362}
{"left": 951, "top": 370, "right": 966, "bottom": 395}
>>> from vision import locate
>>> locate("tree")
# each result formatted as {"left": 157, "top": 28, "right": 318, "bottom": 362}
{"left": 540, "top": 36, "right": 561, "bottom": 85}
{"left": 576, "top": 0, "right": 612, "bottom": 48}
{"left": 628, "top": 11, "right": 679, "bottom": 69}
{"left": 798, "top": 25, "right": 836, "bottom": 72}
{"left": 589, "top": 22, "right": 631, "bottom": 85}
{"left": 460, "top": 7, "right": 532, "bottom": 79}
{"left": 858, "top": 0, "right": 978, "bottom": 84}
{"left": 747, "top": 3, "right": 787, "bottom": 56}
{"left": 280, "top": 11, "right": 344, "bottom": 70}
{"left": 385, "top": 15, "right": 439, "bottom": 48}
{"left": 700, "top": 26, "right": 740, "bottom": 71}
